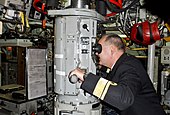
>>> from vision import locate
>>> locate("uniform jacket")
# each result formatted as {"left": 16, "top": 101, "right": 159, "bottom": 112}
{"left": 81, "top": 53, "right": 166, "bottom": 115}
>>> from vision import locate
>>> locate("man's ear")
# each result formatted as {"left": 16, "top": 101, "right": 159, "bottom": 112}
{"left": 110, "top": 45, "right": 116, "bottom": 53}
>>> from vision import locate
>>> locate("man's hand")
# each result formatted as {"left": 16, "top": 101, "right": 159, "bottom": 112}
{"left": 69, "top": 68, "right": 86, "bottom": 82}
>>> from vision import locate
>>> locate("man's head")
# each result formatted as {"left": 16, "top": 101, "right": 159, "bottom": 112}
{"left": 96, "top": 33, "right": 125, "bottom": 68}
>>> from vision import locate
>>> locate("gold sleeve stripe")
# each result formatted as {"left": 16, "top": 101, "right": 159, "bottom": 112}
{"left": 100, "top": 81, "right": 117, "bottom": 100}
{"left": 93, "top": 78, "right": 108, "bottom": 98}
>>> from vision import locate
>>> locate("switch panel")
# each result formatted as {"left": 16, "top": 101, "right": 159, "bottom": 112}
{"left": 161, "top": 46, "right": 170, "bottom": 64}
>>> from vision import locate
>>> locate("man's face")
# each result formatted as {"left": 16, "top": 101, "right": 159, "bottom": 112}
{"left": 96, "top": 37, "right": 112, "bottom": 68}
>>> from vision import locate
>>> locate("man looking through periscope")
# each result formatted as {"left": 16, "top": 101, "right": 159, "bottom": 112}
{"left": 69, "top": 33, "right": 166, "bottom": 115}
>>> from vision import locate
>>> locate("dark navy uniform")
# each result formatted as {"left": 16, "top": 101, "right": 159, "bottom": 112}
{"left": 81, "top": 53, "right": 166, "bottom": 115}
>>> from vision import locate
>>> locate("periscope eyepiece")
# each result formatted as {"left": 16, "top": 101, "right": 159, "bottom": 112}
{"left": 92, "top": 43, "right": 102, "bottom": 54}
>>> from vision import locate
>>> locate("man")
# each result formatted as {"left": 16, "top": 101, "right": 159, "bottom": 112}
{"left": 69, "top": 33, "right": 166, "bottom": 115}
